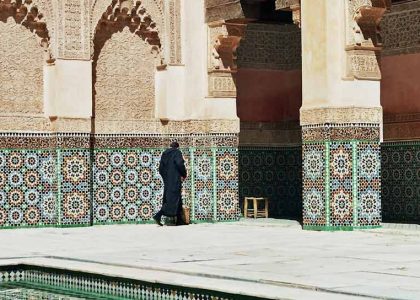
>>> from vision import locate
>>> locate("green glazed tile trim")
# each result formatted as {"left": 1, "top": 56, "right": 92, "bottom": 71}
{"left": 325, "top": 142, "right": 330, "bottom": 227}
{"left": 56, "top": 148, "right": 62, "bottom": 227}
{"left": 352, "top": 140, "right": 358, "bottom": 227}
{"left": 190, "top": 148, "right": 196, "bottom": 221}
{"left": 212, "top": 147, "right": 217, "bottom": 222}
{"left": 0, "top": 265, "right": 271, "bottom": 300}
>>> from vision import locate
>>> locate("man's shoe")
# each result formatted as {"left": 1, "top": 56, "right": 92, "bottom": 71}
{"left": 153, "top": 215, "right": 163, "bottom": 226}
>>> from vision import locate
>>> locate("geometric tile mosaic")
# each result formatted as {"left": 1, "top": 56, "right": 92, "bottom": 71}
{"left": 0, "top": 150, "right": 56, "bottom": 228}
{"left": 381, "top": 142, "right": 420, "bottom": 224}
{"left": 239, "top": 146, "right": 302, "bottom": 220}
{"left": 0, "top": 265, "right": 267, "bottom": 300}
{"left": 302, "top": 125, "right": 382, "bottom": 230}
{"left": 192, "top": 148, "right": 215, "bottom": 221}
{"left": 93, "top": 149, "right": 164, "bottom": 224}
{"left": 302, "top": 143, "right": 326, "bottom": 227}
{"left": 59, "top": 150, "right": 91, "bottom": 226}
{"left": 216, "top": 148, "right": 240, "bottom": 221}
{"left": 0, "top": 133, "right": 240, "bottom": 229}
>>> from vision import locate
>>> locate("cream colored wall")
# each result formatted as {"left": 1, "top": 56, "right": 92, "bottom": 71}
{"left": 156, "top": 0, "right": 238, "bottom": 124}
{"left": 301, "top": 0, "right": 380, "bottom": 110}
{"left": 45, "top": 60, "right": 92, "bottom": 119}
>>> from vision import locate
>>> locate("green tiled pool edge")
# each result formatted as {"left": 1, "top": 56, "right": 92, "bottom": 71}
{"left": 0, "top": 265, "right": 270, "bottom": 300}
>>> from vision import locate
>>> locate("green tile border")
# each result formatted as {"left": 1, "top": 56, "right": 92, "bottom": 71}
{"left": 0, "top": 265, "right": 272, "bottom": 300}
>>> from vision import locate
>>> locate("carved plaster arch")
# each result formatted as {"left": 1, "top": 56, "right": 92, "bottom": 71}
{"left": 0, "top": 0, "right": 54, "bottom": 63}
{"left": 91, "top": 0, "right": 165, "bottom": 58}
{"left": 92, "top": 0, "right": 162, "bottom": 65}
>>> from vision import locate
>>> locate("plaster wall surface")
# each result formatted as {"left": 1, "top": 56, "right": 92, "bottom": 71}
{"left": 301, "top": 0, "right": 380, "bottom": 110}
{"left": 51, "top": 60, "right": 92, "bottom": 119}
{"left": 0, "top": 20, "right": 44, "bottom": 116}
{"left": 94, "top": 28, "right": 155, "bottom": 124}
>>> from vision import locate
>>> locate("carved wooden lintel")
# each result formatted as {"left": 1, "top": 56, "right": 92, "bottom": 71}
{"left": 211, "top": 20, "right": 250, "bottom": 72}
{"left": 345, "top": 0, "right": 391, "bottom": 80}
{"left": 275, "top": 0, "right": 301, "bottom": 27}
{"left": 207, "top": 20, "right": 250, "bottom": 98}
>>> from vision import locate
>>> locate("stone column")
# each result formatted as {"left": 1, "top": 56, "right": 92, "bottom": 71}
{"left": 300, "top": 0, "right": 388, "bottom": 230}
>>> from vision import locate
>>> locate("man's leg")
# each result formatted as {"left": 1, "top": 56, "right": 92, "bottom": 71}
{"left": 153, "top": 189, "right": 166, "bottom": 226}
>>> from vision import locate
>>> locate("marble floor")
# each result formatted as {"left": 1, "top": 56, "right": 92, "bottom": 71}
{"left": 0, "top": 219, "right": 419, "bottom": 300}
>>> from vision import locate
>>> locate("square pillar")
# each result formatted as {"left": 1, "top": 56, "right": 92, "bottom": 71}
{"left": 301, "top": 109, "right": 382, "bottom": 230}
{"left": 300, "top": 0, "right": 389, "bottom": 230}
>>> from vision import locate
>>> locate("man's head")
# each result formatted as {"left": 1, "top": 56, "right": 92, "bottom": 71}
{"left": 170, "top": 141, "right": 179, "bottom": 148}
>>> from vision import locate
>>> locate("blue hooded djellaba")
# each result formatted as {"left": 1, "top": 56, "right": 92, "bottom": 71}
{"left": 158, "top": 147, "right": 187, "bottom": 217}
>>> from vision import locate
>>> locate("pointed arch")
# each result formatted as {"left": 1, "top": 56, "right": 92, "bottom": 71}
{"left": 0, "top": 0, "right": 54, "bottom": 62}
{"left": 92, "top": 0, "right": 164, "bottom": 133}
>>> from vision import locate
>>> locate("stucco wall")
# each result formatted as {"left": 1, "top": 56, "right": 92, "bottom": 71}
{"left": 94, "top": 28, "right": 156, "bottom": 131}
{"left": 0, "top": 20, "right": 44, "bottom": 115}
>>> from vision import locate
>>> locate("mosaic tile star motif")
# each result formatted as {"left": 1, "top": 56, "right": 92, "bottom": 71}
{"left": 302, "top": 125, "right": 382, "bottom": 230}
{"left": 0, "top": 150, "right": 56, "bottom": 228}
{"left": 0, "top": 133, "right": 240, "bottom": 229}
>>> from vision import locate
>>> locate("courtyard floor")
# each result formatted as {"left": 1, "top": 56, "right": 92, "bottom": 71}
{"left": 0, "top": 219, "right": 420, "bottom": 299}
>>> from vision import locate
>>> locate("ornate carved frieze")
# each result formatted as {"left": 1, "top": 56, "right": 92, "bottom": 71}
{"left": 168, "top": 0, "right": 182, "bottom": 64}
{"left": 345, "top": 0, "right": 391, "bottom": 80}
{"left": 300, "top": 107, "right": 383, "bottom": 126}
{"left": 382, "top": 0, "right": 420, "bottom": 56}
{"left": 346, "top": 49, "right": 381, "bottom": 80}
{"left": 0, "top": 0, "right": 54, "bottom": 63}
{"left": 94, "top": 119, "right": 240, "bottom": 134}
{"left": 56, "top": 0, "right": 90, "bottom": 60}
{"left": 237, "top": 23, "right": 301, "bottom": 70}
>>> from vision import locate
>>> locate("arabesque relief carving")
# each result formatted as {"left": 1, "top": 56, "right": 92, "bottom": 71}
{"left": 57, "top": 0, "right": 90, "bottom": 60}
{"left": 92, "top": 0, "right": 163, "bottom": 133}
{"left": 345, "top": 0, "right": 391, "bottom": 80}
{"left": 0, "top": 0, "right": 54, "bottom": 63}
{"left": 382, "top": 0, "right": 420, "bottom": 56}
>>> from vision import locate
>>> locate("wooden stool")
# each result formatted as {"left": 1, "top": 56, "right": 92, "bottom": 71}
{"left": 244, "top": 197, "right": 269, "bottom": 218}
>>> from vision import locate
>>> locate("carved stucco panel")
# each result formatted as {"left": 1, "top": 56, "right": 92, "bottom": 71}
{"left": 0, "top": 20, "right": 44, "bottom": 115}
{"left": 168, "top": 0, "right": 181, "bottom": 64}
{"left": 56, "top": 0, "right": 90, "bottom": 59}
{"left": 300, "top": 107, "right": 383, "bottom": 126}
{"left": 94, "top": 28, "right": 155, "bottom": 126}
